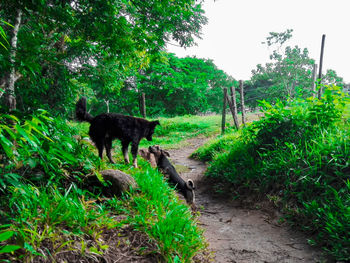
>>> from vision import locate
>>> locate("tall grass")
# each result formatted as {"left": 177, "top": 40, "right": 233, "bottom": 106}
{"left": 129, "top": 166, "right": 206, "bottom": 261}
{"left": 0, "top": 110, "right": 209, "bottom": 262}
{"left": 194, "top": 86, "right": 350, "bottom": 260}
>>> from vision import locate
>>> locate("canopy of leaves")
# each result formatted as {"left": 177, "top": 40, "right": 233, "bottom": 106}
{"left": 109, "top": 52, "right": 234, "bottom": 116}
{"left": 0, "top": 0, "right": 207, "bottom": 114}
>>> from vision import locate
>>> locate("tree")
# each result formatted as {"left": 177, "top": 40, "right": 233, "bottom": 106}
{"left": 249, "top": 29, "right": 345, "bottom": 106}
{"left": 131, "top": 53, "right": 233, "bottom": 116}
{"left": 251, "top": 29, "right": 315, "bottom": 102}
{"left": 1, "top": 9, "right": 22, "bottom": 111}
{"left": 0, "top": 0, "right": 207, "bottom": 113}
{"left": 323, "top": 69, "right": 344, "bottom": 87}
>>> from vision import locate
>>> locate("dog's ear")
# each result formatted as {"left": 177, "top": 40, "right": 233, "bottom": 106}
{"left": 148, "top": 145, "right": 158, "bottom": 154}
{"left": 186, "top": 179, "right": 195, "bottom": 190}
{"left": 162, "top": 150, "right": 170, "bottom": 157}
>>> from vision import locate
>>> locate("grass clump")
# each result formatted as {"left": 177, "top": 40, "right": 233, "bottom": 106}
{"left": 128, "top": 166, "right": 206, "bottom": 261}
{"left": 150, "top": 115, "right": 221, "bottom": 148}
{"left": 194, "top": 86, "right": 350, "bottom": 261}
{"left": 191, "top": 132, "right": 241, "bottom": 162}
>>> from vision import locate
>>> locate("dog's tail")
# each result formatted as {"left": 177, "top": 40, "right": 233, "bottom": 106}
{"left": 76, "top": 97, "right": 94, "bottom": 122}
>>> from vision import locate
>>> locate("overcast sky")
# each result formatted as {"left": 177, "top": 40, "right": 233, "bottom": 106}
{"left": 167, "top": 0, "right": 350, "bottom": 83}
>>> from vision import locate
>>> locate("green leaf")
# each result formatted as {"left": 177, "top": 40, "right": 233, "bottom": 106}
{"left": 0, "top": 231, "right": 14, "bottom": 242}
{"left": 16, "top": 125, "right": 39, "bottom": 148}
{"left": 0, "top": 125, "right": 17, "bottom": 140}
{"left": 0, "top": 20, "right": 14, "bottom": 28}
{"left": 27, "top": 158, "right": 37, "bottom": 168}
{"left": 0, "top": 132, "right": 14, "bottom": 158}
{"left": 0, "top": 245, "right": 21, "bottom": 254}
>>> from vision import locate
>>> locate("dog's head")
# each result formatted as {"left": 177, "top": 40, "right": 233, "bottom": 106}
{"left": 148, "top": 145, "right": 170, "bottom": 164}
{"left": 146, "top": 120, "right": 160, "bottom": 141}
{"left": 138, "top": 148, "right": 148, "bottom": 159}
{"left": 139, "top": 148, "right": 157, "bottom": 168}
{"left": 184, "top": 179, "right": 195, "bottom": 204}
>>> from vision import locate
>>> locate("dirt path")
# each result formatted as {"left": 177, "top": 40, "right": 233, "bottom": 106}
{"left": 168, "top": 138, "right": 323, "bottom": 263}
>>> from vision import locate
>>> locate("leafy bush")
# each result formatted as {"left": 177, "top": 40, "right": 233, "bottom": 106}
{"left": 195, "top": 86, "right": 350, "bottom": 260}
{"left": 0, "top": 110, "right": 98, "bottom": 192}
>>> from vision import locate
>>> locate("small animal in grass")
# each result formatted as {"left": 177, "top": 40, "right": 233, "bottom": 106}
{"left": 148, "top": 145, "right": 195, "bottom": 205}
{"left": 75, "top": 97, "right": 160, "bottom": 168}
{"left": 139, "top": 148, "right": 157, "bottom": 168}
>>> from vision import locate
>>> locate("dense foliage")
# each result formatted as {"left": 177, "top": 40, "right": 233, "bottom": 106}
{"left": 193, "top": 87, "right": 350, "bottom": 260}
{"left": 108, "top": 53, "right": 233, "bottom": 116}
{"left": 0, "top": 0, "right": 207, "bottom": 114}
{"left": 0, "top": 112, "right": 210, "bottom": 262}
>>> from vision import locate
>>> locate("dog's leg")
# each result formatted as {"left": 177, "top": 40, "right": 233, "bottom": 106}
{"left": 121, "top": 140, "right": 130, "bottom": 164}
{"left": 131, "top": 140, "right": 140, "bottom": 168}
{"left": 104, "top": 138, "right": 115, "bottom": 163}
{"left": 95, "top": 138, "right": 105, "bottom": 161}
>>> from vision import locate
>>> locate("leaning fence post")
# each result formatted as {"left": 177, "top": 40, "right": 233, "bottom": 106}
{"left": 239, "top": 80, "right": 246, "bottom": 126}
{"left": 228, "top": 86, "right": 239, "bottom": 129}
{"left": 317, "top": 34, "right": 326, "bottom": 99}
{"left": 222, "top": 87, "right": 227, "bottom": 134}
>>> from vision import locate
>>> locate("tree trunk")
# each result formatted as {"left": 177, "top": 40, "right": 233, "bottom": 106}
{"left": 4, "top": 9, "right": 22, "bottom": 111}
{"left": 140, "top": 92, "right": 146, "bottom": 118}
{"left": 104, "top": 99, "right": 110, "bottom": 113}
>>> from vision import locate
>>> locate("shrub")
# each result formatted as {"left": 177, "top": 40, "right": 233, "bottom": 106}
{"left": 0, "top": 110, "right": 98, "bottom": 192}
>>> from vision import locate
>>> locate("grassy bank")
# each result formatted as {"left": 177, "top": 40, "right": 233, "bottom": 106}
{"left": 0, "top": 113, "right": 225, "bottom": 262}
{"left": 192, "top": 87, "right": 350, "bottom": 261}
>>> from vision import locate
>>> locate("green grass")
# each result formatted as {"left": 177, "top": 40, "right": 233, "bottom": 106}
{"left": 128, "top": 164, "right": 206, "bottom": 261}
{"left": 193, "top": 87, "right": 350, "bottom": 261}
{"left": 0, "top": 111, "right": 215, "bottom": 262}
{"left": 191, "top": 131, "right": 242, "bottom": 162}
{"left": 152, "top": 115, "right": 221, "bottom": 147}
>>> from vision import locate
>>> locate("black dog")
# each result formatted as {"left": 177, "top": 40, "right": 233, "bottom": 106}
{"left": 76, "top": 97, "right": 160, "bottom": 168}
{"left": 148, "top": 145, "right": 195, "bottom": 204}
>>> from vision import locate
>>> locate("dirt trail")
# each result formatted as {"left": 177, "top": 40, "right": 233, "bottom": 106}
{"left": 168, "top": 138, "right": 323, "bottom": 263}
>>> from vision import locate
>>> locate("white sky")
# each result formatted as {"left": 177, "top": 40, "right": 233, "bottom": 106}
{"left": 167, "top": 0, "right": 350, "bottom": 83}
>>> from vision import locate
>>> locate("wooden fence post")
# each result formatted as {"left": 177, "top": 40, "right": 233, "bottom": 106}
{"left": 312, "top": 64, "right": 318, "bottom": 97}
{"left": 222, "top": 88, "right": 227, "bottom": 134}
{"left": 239, "top": 80, "right": 246, "bottom": 126}
{"left": 141, "top": 92, "right": 146, "bottom": 118}
{"left": 227, "top": 86, "right": 239, "bottom": 129}
{"left": 317, "top": 34, "right": 326, "bottom": 99}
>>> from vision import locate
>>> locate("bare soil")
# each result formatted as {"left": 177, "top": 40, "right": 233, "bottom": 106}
{"left": 168, "top": 137, "right": 324, "bottom": 263}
